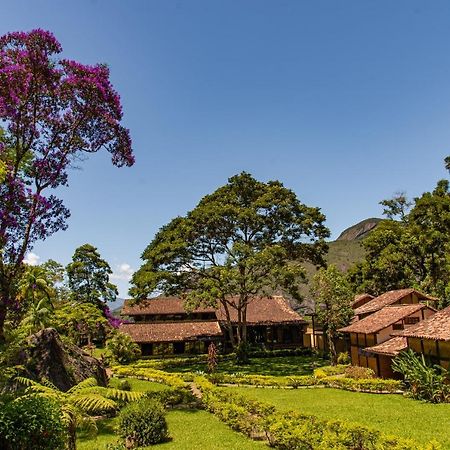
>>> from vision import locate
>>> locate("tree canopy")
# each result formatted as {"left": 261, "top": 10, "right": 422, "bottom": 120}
{"left": 311, "top": 265, "right": 353, "bottom": 364}
{"left": 349, "top": 176, "right": 450, "bottom": 307}
{"left": 131, "top": 172, "right": 329, "bottom": 358}
{"left": 66, "top": 244, "right": 117, "bottom": 311}
{"left": 0, "top": 29, "right": 134, "bottom": 340}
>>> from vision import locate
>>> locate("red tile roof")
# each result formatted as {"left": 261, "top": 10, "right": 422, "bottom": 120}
{"left": 339, "top": 304, "right": 428, "bottom": 334}
{"left": 353, "top": 289, "right": 437, "bottom": 316}
{"left": 122, "top": 297, "right": 215, "bottom": 316}
{"left": 398, "top": 306, "right": 450, "bottom": 341}
{"left": 216, "top": 296, "right": 306, "bottom": 325}
{"left": 119, "top": 321, "right": 222, "bottom": 343}
{"left": 352, "top": 294, "right": 374, "bottom": 309}
{"left": 122, "top": 295, "right": 306, "bottom": 325}
{"left": 364, "top": 336, "right": 407, "bottom": 356}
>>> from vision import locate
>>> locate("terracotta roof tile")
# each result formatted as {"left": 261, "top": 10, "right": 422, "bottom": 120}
{"left": 119, "top": 321, "right": 222, "bottom": 343}
{"left": 122, "top": 297, "right": 215, "bottom": 316}
{"left": 122, "top": 295, "right": 306, "bottom": 325}
{"left": 352, "top": 294, "right": 374, "bottom": 309}
{"left": 398, "top": 306, "right": 450, "bottom": 341}
{"left": 354, "top": 289, "right": 437, "bottom": 316}
{"left": 364, "top": 336, "right": 407, "bottom": 356}
{"left": 339, "top": 304, "right": 428, "bottom": 334}
{"left": 215, "top": 296, "right": 306, "bottom": 325}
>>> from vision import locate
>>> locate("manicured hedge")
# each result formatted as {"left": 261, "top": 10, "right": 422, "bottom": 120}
{"left": 323, "top": 376, "right": 402, "bottom": 393}
{"left": 207, "top": 372, "right": 318, "bottom": 388}
{"left": 112, "top": 366, "right": 186, "bottom": 389}
{"left": 195, "top": 376, "right": 440, "bottom": 450}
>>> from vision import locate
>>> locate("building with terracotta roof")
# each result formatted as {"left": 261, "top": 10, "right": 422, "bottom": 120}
{"left": 339, "top": 303, "right": 435, "bottom": 376}
{"left": 397, "top": 305, "right": 450, "bottom": 369}
{"left": 363, "top": 336, "right": 408, "bottom": 378}
{"left": 120, "top": 295, "right": 307, "bottom": 356}
{"left": 352, "top": 294, "right": 374, "bottom": 310}
{"left": 353, "top": 288, "right": 437, "bottom": 320}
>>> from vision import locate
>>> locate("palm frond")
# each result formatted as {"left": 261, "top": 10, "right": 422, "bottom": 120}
{"left": 81, "top": 386, "right": 144, "bottom": 402}
{"left": 71, "top": 393, "right": 118, "bottom": 413}
{"left": 67, "top": 377, "right": 98, "bottom": 394}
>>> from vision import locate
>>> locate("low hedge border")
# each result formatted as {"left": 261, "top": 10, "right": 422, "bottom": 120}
{"left": 195, "top": 376, "right": 441, "bottom": 450}
{"left": 205, "top": 372, "right": 402, "bottom": 393}
{"left": 112, "top": 366, "right": 187, "bottom": 389}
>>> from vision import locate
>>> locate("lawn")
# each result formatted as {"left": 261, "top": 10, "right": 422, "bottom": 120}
{"left": 166, "top": 355, "right": 327, "bottom": 376}
{"left": 78, "top": 375, "right": 266, "bottom": 449}
{"left": 77, "top": 410, "right": 267, "bottom": 450}
{"left": 227, "top": 386, "right": 450, "bottom": 448}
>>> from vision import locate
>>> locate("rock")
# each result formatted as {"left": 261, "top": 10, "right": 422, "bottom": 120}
{"left": 336, "top": 218, "right": 382, "bottom": 241}
{"left": 19, "top": 328, "right": 107, "bottom": 391}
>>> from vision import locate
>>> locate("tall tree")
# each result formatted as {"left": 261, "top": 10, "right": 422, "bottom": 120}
{"left": 131, "top": 172, "right": 329, "bottom": 360}
{"left": 311, "top": 265, "right": 353, "bottom": 364}
{"left": 0, "top": 29, "right": 134, "bottom": 340}
{"left": 66, "top": 244, "right": 117, "bottom": 311}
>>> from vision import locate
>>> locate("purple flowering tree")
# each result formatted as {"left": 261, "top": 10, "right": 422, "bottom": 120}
{"left": 0, "top": 29, "right": 134, "bottom": 340}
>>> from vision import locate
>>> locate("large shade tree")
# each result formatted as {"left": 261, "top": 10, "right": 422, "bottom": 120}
{"left": 0, "top": 29, "right": 134, "bottom": 340}
{"left": 131, "top": 172, "right": 329, "bottom": 360}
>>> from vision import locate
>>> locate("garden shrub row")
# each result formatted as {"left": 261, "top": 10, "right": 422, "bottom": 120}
{"left": 207, "top": 372, "right": 318, "bottom": 388}
{"left": 195, "top": 377, "right": 441, "bottom": 450}
{"left": 313, "top": 364, "right": 348, "bottom": 378}
{"left": 323, "top": 376, "right": 402, "bottom": 393}
{"left": 112, "top": 366, "right": 186, "bottom": 389}
{"left": 205, "top": 370, "right": 401, "bottom": 393}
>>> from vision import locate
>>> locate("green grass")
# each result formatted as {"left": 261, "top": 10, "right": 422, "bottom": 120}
{"left": 108, "top": 376, "right": 169, "bottom": 392}
{"left": 227, "top": 386, "right": 450, "bottom": 448}
{"left": 77, "top": 410, "right": 267, "bottom": 450}
{"left": 166, "top": 355, "right": 327, "bottom": 376}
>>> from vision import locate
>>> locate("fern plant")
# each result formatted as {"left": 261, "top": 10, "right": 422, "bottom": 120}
{"left": 16, "top": 377, "right": 144, "bottom": 449}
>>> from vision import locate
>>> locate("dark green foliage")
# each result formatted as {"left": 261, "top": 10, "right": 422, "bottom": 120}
{"left": 117, "top": 398, "right": 169, "bottom": 447}
{"left": 0, "top": 394, "right": 66, "bottom": 450}
{"left": 105, "top": 331, "right": 141, "bottom": 364}
{"left": 311, "top": 265, "right": 354, "bottom": 364}
{"left": 349, "top": 180, "right": 450, "bottom": 307}
{"left": 393, "top": 349, "right": 450, "bottom": 403}
{"left": 117, "top": 379, "right": 131, "bottom": 391}
{"left": 67, "top": 244, "right": 118, "bottom": 310}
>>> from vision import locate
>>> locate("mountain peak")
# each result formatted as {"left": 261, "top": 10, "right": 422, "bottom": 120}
{"left": 336, "top": 218, "right": 382, "bottom": 241}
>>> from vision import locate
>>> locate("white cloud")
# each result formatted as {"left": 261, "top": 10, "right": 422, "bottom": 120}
{"left": 23, "top": 252, "right": 40, "bottom": 266}
{"left": 110, "top": 263, "right": 133, "bottom": 281}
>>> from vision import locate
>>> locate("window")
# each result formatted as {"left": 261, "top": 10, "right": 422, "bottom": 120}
{"left": 404, "top": 317, "right": 420, "bottom": 325}
{"left": 392, "top": 323, "right": 404, "bottom": 330}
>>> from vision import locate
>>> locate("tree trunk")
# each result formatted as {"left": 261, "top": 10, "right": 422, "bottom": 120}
{"left": 68, "top": 421, "right": 77, "bottom": 450}
{"left": 326, "top": 329, "right": 337, "bottom": 365}
{"left": 0, "top": 301, "right": 6, "bottom": 343}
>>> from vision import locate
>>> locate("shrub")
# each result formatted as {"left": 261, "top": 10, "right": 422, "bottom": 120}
{"left": 117, "top": 398, "right": 169, "bottom": 447}
{"left": 323, "top": 376, "right": 402, "bottom": 393}
{"left": 0, "top": 394, "right": 66, "bottom": 450}
{"left": 105, "top": 331, "right": 141, "bottom": 364}
{"left": 313, "top": 364, "right": 347, "bottom": 378}
{"left": 392, "top": 349, "right": 450, "bottom": 403}
{"left": 344, "top": 365, "right": 375, "bottom": 379}
{"left": 117, "top": 379, "right": 131, "bottom": 391}
{"left": 337, "top": 351, "right": 351, "bottom": 365}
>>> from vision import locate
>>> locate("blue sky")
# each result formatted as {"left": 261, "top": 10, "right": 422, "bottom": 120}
{"left": 2, "top": 1, "right": 449, "bottom": 298}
